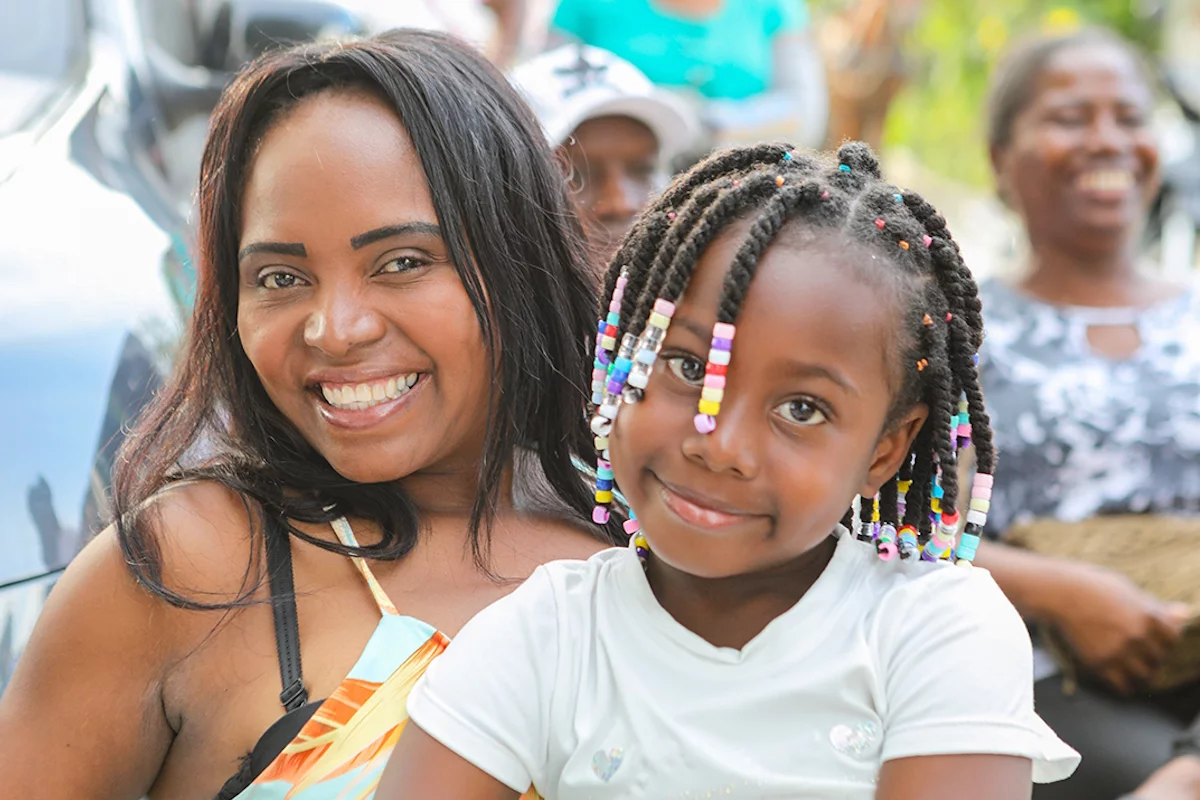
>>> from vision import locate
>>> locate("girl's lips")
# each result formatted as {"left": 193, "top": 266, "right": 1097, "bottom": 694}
{"left": 314, "top": 372, "right": 426, "bottom": 431}
{"left": 655, "top": 475, "right": 762, "bottom": 531}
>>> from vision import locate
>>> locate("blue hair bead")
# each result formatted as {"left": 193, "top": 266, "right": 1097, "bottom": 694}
{"left": 956, "top": 532, "right": 981, "bottom": 562}
{"left": 839, "top": 164, "right": 851, "bottom": 172}
{"left": 596, "top": 478, "right": 614, "bottom": 491}
{"left": 783, "top": 151, "right": 794, "bottom": 161}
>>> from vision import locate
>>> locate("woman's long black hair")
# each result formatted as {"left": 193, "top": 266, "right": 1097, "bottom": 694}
{"left": 112, "top": 30, "right": 625, "bottom": 609}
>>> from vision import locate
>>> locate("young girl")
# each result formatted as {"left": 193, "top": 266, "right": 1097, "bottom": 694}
{"left": 378, "top": 142, "right": 1080, "bottom": 798}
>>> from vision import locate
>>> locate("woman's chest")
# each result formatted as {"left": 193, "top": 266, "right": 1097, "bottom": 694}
{"left": 983, "top": 324, "right": 1200, "bottom": 457}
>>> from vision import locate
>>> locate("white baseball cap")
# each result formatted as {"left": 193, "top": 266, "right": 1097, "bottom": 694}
{"left": 509, "top": 44, "right": 701, "bottom": 162}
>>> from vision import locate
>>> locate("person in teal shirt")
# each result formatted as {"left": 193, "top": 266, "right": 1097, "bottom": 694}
{"left": 549, "top": 0, "right": 827, "bottom": 148}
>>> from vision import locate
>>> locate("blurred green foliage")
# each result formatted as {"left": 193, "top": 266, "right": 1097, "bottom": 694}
{"left": 810, "top": 0, "right": 1161, "bottom": 188}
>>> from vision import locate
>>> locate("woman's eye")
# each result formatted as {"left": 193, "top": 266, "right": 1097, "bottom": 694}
{"left": 665, "top": 355, "right": 706, "bottom": 386}
{"left": 379, "top": 256, "right": 425, "bottom": 275}
{"left": 775, "top": 399, "right": 827, "bottom": 426}
{"left": 259, "top": 271, "right": 304, "bottom": 290}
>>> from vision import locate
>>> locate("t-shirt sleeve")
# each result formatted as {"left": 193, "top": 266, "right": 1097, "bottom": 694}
{"left": 407, "top": 566, "right": 560, "bottom": 793}
{"left": 764, "top": 0, "right": 809, "bottom": 36}
{"left": 550, "top": 0, "right": 589, "bottom": 40}
{"left": 874, "top": 567, "right": 1080, "bottom": 784}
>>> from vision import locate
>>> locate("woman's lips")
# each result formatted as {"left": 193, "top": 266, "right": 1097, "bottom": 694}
{"left": 313, "top": 373, "right": 426, "bottom": 431}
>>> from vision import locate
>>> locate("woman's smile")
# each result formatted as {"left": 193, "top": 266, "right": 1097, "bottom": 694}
{"left": 311, "top": 371, "right": 428, "bottom": 431}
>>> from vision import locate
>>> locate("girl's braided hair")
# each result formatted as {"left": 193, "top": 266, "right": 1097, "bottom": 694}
{"left": 593, "top": 141, "right": 994, "bottom": 561}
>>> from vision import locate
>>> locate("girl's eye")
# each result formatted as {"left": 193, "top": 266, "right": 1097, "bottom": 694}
{"left": 775, "top": 399, "right": 827, "bottom": 427}
{"left": 259, "top": 271, "right": 305, "bottom": 290}
{"left": 379, "top": 256, "right": 426, "bottom": 275}
{"left": 665, "top": 355, "right": 706, "bottom": 386}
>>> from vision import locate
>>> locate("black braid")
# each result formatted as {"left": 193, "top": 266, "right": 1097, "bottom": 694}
{"left": 878, "top": 470, "right": 900, "bottom": 527}
{"left": 597, "top": 140, "right": 996, "bottom": 560}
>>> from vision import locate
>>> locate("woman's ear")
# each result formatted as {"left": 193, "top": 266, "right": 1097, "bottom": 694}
{"left": 861, "top": 403, "right": 928, "bottom": 497}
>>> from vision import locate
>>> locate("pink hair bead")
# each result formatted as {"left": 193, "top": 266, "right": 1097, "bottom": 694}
{"left": 922, "top": 234, "right": 933, "bottom": 247}
{"left": 973, "top": 473, "right": 994, "bottom": 490}
{"left": 972, "top": 486, "right": 992, "bottom": 501}
{"left": 694, "top": 413, "right": 716, "bottom": 434}
{"left": 877, "top": 541, "right": 897, "bottom": 561}
{"left": 713, "top": 322, "right": 736, "bottom": 340}
{"left": 703, "top": 374, "right": 726, "bottom": 389}
{"left": 653, "top": 298, "right": 676, "bottom": 316}
{"left": 623, "top": 518, "right": 640, "bottom": 535}
{"left": 592, "top": 506, "right": 610, "bottom": 524}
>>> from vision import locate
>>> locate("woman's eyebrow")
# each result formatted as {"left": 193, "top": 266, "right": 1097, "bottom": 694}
{"left": 237, "top": 241, "right": 307, "bottom": 262}
{"left": 350, "top": 222, "right": 442, "bottom": 250}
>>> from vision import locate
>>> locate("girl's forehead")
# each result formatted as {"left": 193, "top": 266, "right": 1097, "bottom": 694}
{"left": 676, "top": 226, "right": 897, "bottom": 393}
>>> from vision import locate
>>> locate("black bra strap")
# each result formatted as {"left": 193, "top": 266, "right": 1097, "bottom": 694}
{"left": 264, "top": 519, "right": 309, "bottom": 712}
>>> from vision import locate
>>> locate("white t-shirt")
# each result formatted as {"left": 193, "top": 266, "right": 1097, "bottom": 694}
{"left": 408, "top": 529, "right": 1079, "bottom": 798}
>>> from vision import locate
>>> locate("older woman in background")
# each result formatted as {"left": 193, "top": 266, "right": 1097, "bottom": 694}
{"left": 974, "top": 28, "right": 1200, "bottom": 800}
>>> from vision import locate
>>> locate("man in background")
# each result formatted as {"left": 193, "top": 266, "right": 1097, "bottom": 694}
{"left": 511, "top": 44, "right": 701, "bottom": 269}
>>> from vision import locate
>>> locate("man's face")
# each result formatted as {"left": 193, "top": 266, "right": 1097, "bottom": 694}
{"left": 562, "top": 114, "right": 662, "bottom": 268}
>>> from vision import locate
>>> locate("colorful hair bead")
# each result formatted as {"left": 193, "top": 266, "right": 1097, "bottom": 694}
{"left": 821, "top": 190, "right": 830, "bottom": 199}
{"left": 965, "top": 473, "right": 994, "bottom": 528}
{"left": 591, "top": 271, "right": 629, "bottom": 402}
{"left": 626, "top": 299, "right": 674, "bottom": 397}
{"left": 590, "top": 330, "right": 638, "bottom": 524}
{"left": 783, "top": 151, "right": 794, "bottom": 161}
{"left": 775, "top": 175, "right": 785, "bottom": 187}
{"left": 921, "top": 525, "right": 954, "bottom": 562}
{"left": 623, "top": 509, "right": 640, "bottom": 535}
{"left": 897, "top": 525, "right": 919, "bottom": 559}
{"left": 955, "top": 527, "right": 982, "bottom": 567}
{"left": 876, "top": 523, "right": 898, "bottom": 561}
{"left": 894, "top": 193, "right": 903, "bottom": 204}
{"left": 633, "top": 534, "right": 650, "bottom": 562}
{"left": 695, "top": 322, "right": 735, "bottom": 434}
{"left": 875, "top": 218, "right": 885, "bottom": 230}
{"left": 922, "top": 234, "right": 933, "bottom": 247}
{"left": 839, "top": 164, "right": 851, "bottom": 172}
{"left": 899, "top": 240, "right": 910, "bottom": 250}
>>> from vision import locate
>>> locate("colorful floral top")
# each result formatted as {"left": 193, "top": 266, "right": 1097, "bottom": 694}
{"left": 977, "top": 279, "right": 1200, "bottom": 537}
{"left": 230, "top": 518, "right": 539, "bottom": 799}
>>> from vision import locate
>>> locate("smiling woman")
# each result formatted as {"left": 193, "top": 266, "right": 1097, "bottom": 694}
{"left": 971, "top": 28, "right": 1200, "bottom": 800}
{"left": 0, "top": 30, "right": 621, "bottom": 800}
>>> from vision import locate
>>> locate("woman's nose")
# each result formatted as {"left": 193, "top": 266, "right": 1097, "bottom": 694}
{"left": 303, "top": 283, "right": 387, "bottom": 357}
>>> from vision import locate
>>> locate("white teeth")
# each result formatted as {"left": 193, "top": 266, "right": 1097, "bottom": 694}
{"left": 319, "top": 373, "right": 420, "bottom": 410}
{"left": 1080, "top": 170, "right": 1133, "bottom": 191}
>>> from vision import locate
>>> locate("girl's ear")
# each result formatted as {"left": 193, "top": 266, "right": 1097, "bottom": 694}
{"left": 861, "top": 403, "right": 927, "bottom": 497}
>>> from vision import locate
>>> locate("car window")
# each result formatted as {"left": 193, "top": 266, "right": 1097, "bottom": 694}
{"left": 0, "top": 0, "right": 86, "bottom": 136}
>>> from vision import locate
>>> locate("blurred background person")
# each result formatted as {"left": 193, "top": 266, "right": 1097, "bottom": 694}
{"left": 510, "top": 43, "right": 701, "bottom": 269}
{"left": 545, "top": 0, "right": 827, "bottom": 154}
{"left": 972, "top": 27, "right": 1200, "bottom": 800}
{"left": 816, "top": 0, "right": 925, "bottom": 150}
